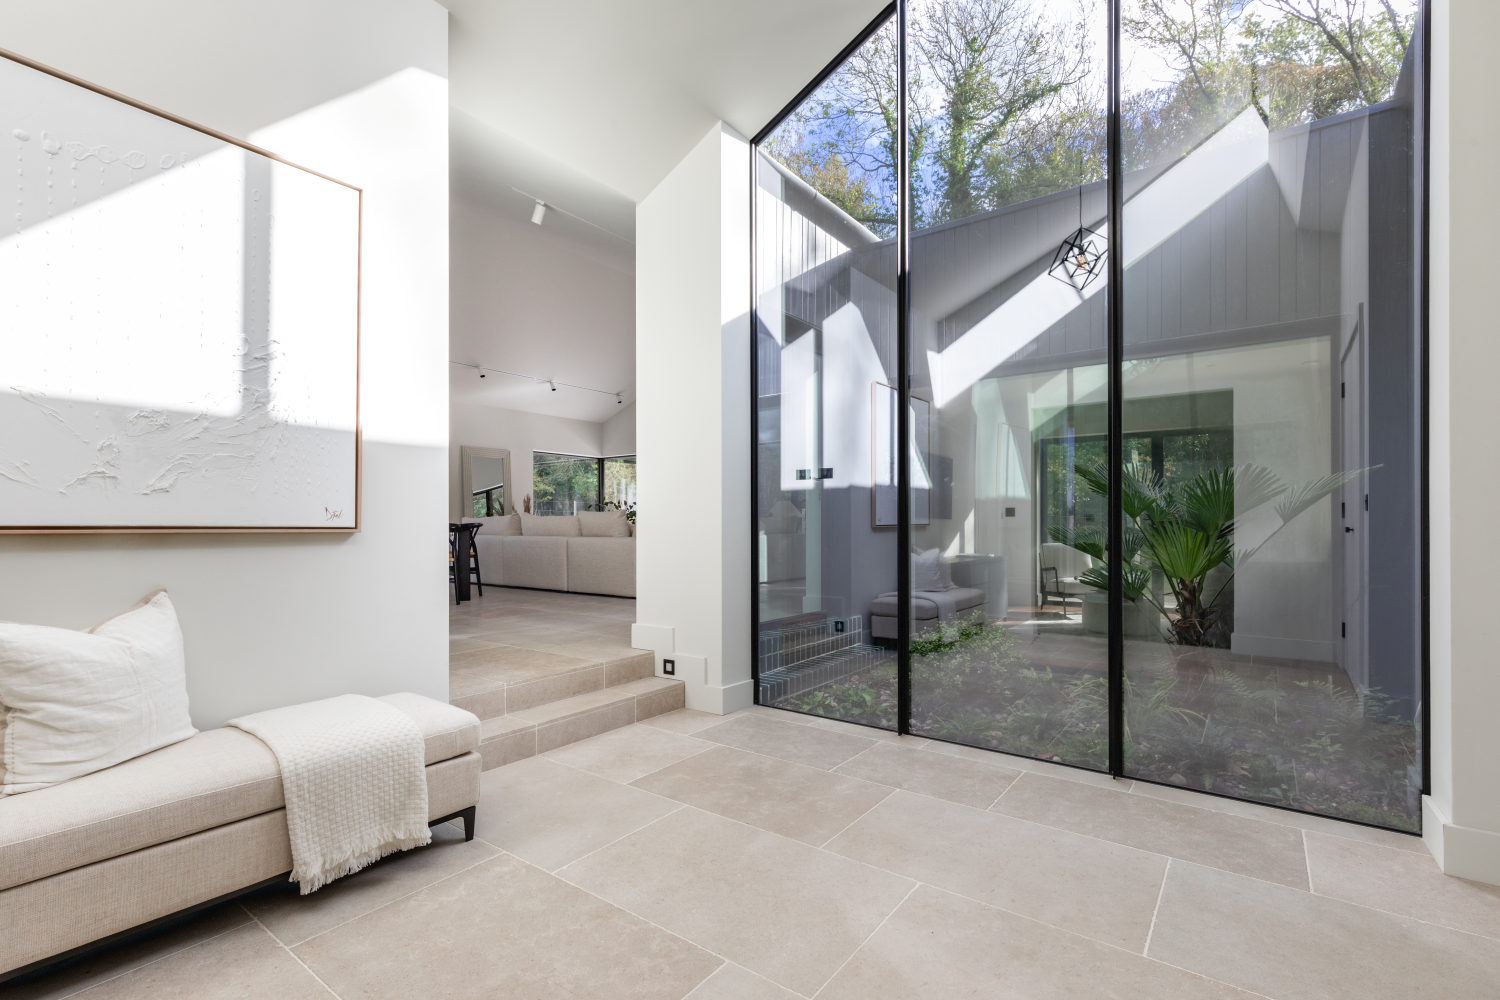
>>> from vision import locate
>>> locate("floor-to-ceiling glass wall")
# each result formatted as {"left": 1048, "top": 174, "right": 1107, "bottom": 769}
{"left": 753, "top": 15, "right": 902, "bottom": 728}
{"left": 752, "top": 0, "right": 1424, "bottom": 831}
{"left": 904, "top": 0, "right": 1113, "bottom": 767}
{"left": 1116, "top": 0, "right": 1423, "bottom": 829}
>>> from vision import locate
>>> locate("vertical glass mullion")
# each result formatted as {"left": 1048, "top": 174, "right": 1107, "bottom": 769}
{"left": 895, "top": 0, "right": 912, "bottom": 735}
{"left": 1105, "top": 0, "right": 1124, "bottom": 776}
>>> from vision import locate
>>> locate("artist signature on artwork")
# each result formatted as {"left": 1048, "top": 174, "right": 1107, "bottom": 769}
{"left": 325, "top": 507, "right": 344, "bottom": 521}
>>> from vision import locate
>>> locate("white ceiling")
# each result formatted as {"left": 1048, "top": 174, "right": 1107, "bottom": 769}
{"left": 443, "top": 0, "right": 889, "bottom": 424}
{"left": 443, "top": 0, "right": 891, "bottom": 202}
{"left": 450, "top": 112, "right": 637, "bottom": 424}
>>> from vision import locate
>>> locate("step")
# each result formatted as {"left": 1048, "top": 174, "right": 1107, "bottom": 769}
{"left": 449, "top": 644, "right": 655, "bottom": 721}
{"left": 476, "top": 677, "right": 685, "bottom": 770}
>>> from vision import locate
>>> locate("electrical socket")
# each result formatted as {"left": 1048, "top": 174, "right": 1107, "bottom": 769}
{"left": 662, "top": 658, "right": 675, "bottom": 676}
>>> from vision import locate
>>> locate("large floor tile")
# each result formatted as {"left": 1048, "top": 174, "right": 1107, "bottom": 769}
{"left": 803, "top": 715, "right": 929, "bottom": 746}
{"left": 243, "top": 822, "right": 500, "bottom": 946}
{"left": 2, "top": 904, "right": 251, "bottom": 1000}
{"left": 1149, "top": 860, "right": 1500, "bottom": 999}
{"left": 632, "top": 744, "right": 893, "bottom": 846}
{"left": 694, "top": 714, "right": 875, "bottom": 770}
{"left": 1128, "top": 780, "right": 1430, "bottom": 853}
{"left": 994, "top": 771, "right": 1309, "bottom": 888}
{"left": 1305, "top": 831, "right": 1500, "bottom": 939}
{"left": 450, "top": 636, "right": 503, "bottom": 654}
{"left": 683, "top": 962, "right": 802, "bottom": 1000}
{"left": 819, "top": 884, "right": 1256, "bottom": 1000}
{"left": 474, "top": 756, "right": 680, "bottom": 871}
{"left": 825, "top": 790, "right": 1166, "bottom": 952}
{"left": 560, "top": 806, "right": 914, "bottom": 997}
{"left": 639, "top": 709, "right": 729, "bottom": 735}
{"left": 50, "top": 923, "right": 327, "bottom": 1000}
{"left": 920, "top": 740, "right": 1123, "bottom": 788}
{"left": 833, "top": 741, "right": 1020, "bottom": 809}
{"left": 544, "top": 722, "right": 710, "bottom": 784}
{"left": 294, "top": 853, "right": 720, "bottom": 1000}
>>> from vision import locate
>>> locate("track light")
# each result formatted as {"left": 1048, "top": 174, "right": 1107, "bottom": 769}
{"left": 478, "top": 366, "right": 486, "bottom": 378}
{"left": 531, "top": 200, "right": 546, "bottom": 225}
{"left": 548, "top": 381, "right": 557, "bottom": 392}
{"left": 616, "top": 393, "right": 623, "bottom": 405}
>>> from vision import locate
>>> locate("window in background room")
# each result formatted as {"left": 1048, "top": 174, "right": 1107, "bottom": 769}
{"left": 533, "top": 452, "right": 600, "bottom": 515}
{"left": 603, "top": 456, "right": 637, "bottom": 507}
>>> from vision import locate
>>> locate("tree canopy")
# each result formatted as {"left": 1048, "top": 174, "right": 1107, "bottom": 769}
{"left": 762, "top": 0, "right": 1416, "bottom": 234}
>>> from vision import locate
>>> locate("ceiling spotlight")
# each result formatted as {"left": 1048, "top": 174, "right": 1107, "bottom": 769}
{"left": 531, "top": 200, "right": 546, "bottom": 225}
{"left": 616, "top": 393, "right": 623, "bottom": 405}
{"left": 478, "top": 365, "right": 486, "bottom": 378}
{"left": 548, "top": 381, "right": 557, "bottom": 392}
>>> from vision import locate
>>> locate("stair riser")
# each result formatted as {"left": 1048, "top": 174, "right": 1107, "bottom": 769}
{"left": 450, "top": 652, "right": 655, "bottom": 722}
{"left": 477, "top": 682, "right": 683, "bottom": 771}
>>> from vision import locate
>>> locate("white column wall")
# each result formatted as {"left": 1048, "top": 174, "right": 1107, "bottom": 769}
{"left": 632, "top": 122, "right": 752, "bottom": 714}
{"left": 0, "top": 0, "right": 450, "bottom": 729}
{"left": 1425, "top": 0, "right": 1500, "bottom": 884}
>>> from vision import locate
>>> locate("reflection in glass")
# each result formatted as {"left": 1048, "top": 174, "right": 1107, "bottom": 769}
{"left": 754, "top": 17, "right": 901, "bottom": 729}
{"left": 903, "top": 0, "right": 1112, "bottom": 767}
{"left": 1113, "top": 0, "right": 1423, "bottom": 829}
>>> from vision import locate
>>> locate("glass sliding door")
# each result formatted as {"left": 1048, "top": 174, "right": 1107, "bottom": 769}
{"left": 753, "top": 15, "right": 901, "bottom": 729}
{"left": 905, "top": 0, "right": 1112, "bottom": 766}
{"left": 1116, "top": 0, "right": 1423, "bottom": 828}
{"left": 751, "top": 0, "right": 1426, "bottom": 832}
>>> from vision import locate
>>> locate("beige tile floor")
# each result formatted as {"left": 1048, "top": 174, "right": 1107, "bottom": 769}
{"left": 11, "top": 704, "right": 1500, "bottom": 999}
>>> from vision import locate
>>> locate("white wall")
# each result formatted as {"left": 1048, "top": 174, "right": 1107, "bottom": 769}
{"left": 1425, "top": 0, "right": 1500, "bottom": 885}
{"left": 450, "top": 400, "right": 607, "bottom": 518}
{"left": 0, "top": 0, "right": 450, "bottom": 729}
{"left": 633, "top": 122, "right": 752, "bottom": 714}
{"left": 603, "top": 401, "right": 638, "bottom": 456}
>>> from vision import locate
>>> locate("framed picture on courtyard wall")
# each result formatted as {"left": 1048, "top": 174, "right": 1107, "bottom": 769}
{"left": 0, "top": 49, "right": 361, "bottom": 532}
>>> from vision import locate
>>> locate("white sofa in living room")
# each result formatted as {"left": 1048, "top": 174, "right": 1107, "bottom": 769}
{"left": 464, "top": 511, "right": 635, "bottom": 598}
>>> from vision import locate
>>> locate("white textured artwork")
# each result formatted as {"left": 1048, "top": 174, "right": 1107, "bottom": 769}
{"left": 0, "top": 54, "right": 360, "bottom": 530}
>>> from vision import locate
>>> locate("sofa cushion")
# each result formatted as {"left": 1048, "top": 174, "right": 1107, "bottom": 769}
{"left": 867, "top": 587, "right": 987, "bottom": 621}
{"left": 500, "top": 536, "right": 569, "bottom": 590}
{"left": 463, "top": 514, "right": 519, "bottom": 536}
{"left": 519, "top": 513, "right": 580, "bottom": 536}
{"left": 577, "top": 510, "right": 630, "bottom": 537}
{"left": 566, "top": 537, "right": 636, "bottom": 597}
{"left": 0, "top": 694, "right": 480, "bottom": 892}
{"left": 0, "top": 591, "right": 197, "bottom": 797}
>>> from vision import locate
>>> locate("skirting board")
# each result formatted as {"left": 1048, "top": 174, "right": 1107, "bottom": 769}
{"left": 1230, "top": 632, "right": 1335, "bottom": 663}
{"left": 1423, "top": 796, "right": 1500, "bottom": 886}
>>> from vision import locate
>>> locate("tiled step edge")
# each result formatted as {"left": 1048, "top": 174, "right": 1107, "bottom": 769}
{"left": 450, "top": 649, "right": 656, "bottom": 723}
{"left": 476, "top": 676, "right": 684, "bottom": 770}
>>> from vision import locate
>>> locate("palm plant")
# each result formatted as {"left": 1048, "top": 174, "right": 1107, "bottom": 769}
{"left": 1049, "top": 461, "right": 1371, "bottom": 646}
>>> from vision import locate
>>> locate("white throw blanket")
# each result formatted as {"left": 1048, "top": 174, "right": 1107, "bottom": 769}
{"left": 228, "top": 694, "right": 430, "bottom": 894}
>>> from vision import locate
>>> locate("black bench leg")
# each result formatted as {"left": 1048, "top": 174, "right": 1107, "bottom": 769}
{"left": 429, "top": 805, "right": 477, "bottom": 842}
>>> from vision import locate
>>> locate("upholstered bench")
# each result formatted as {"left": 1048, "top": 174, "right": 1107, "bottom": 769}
{"left": 0, "top": 693, "right": 480, "bottom": 980}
